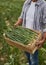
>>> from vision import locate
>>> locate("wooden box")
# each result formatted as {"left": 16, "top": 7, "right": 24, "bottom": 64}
{"left": 3, "top": 27, "right": 42, "bottom": 54}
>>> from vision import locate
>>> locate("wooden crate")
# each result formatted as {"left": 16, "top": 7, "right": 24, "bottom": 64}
{"left": 3, "top": 28, "right": 42, "bottom": 54}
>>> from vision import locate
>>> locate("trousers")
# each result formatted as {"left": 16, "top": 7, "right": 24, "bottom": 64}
{"left": 25, "top": 50, "right": 38, "bottom": 65}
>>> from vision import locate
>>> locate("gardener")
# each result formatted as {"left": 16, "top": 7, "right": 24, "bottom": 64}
{"left": 14, "top": 0, "right": 46, "bottom": 65}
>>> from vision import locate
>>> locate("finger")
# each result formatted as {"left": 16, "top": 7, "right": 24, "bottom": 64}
{"left": 14, "top": 24, "right": 17, "bottom": 28}
{"left": 38, "top": 45, "right": 42, "bottom": 48}
{"left": 36, "top": 41, "right": 39, "bottom": 43}
{"left": 35, "top": 42, "right": 40, "bottom": 46}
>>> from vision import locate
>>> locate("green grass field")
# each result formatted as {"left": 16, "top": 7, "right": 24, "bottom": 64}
{"left": 0, "top": 0, "right": 46, "bottom": 65}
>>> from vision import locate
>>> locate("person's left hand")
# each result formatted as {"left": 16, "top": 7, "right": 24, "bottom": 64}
{"left": 35, "top": 38, "right": 45, "bottom": 48}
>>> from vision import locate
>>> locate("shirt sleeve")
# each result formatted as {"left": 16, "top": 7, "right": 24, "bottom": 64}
{"left": 42, "top": 3, "right": 46, "bottom": 33}
{"left": 19, "top": 5, "right": 24, "bottom": 19}
{"left": 19, "top": 0, "right": 28, "bottom": 19}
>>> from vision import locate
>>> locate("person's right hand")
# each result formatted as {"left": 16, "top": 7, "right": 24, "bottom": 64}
{"left": 14, "top": 18, "right": 23, "bottom": 28}
{"left": 14, "top": 23, "right": 17, "bottom": 28}
{"left": 14, "top": 23, "right": 18, "bottom": 28}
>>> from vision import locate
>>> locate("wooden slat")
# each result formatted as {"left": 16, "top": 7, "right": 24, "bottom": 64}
{"left": 3, "top": 29, "right": 42, "bottom": 54}
{"left": 4, "top": 36, "right": 33, "bottom": 53}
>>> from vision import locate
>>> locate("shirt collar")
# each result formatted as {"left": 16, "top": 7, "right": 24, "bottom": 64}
{"left": 28, "top": 0, "right": 44, "bottom": 6}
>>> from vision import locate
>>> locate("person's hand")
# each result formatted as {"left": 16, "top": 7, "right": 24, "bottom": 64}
{"left": 14, "top": 23, "right": 18, "bottom": 28}
{"left": 14, "top": 23, "right": 17, "bottom": 28}
{"left": 14, "top": 19, "right": 23, "bottom": 28}
{"left": 35, "top": 38, "right": 45, "bottom": 48}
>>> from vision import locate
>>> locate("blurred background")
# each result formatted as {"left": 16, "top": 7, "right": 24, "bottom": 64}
{"left": 0, "top": 0, "right": 46, "bottom": 65}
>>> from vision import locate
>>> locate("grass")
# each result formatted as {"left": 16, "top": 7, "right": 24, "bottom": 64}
{"left": 0, "top": 0, "right": 46, "bottom": 65}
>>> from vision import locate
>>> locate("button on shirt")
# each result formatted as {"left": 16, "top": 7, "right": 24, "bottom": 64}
{"left": 26, "top": 1, "right": 36, "bottom": 29}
